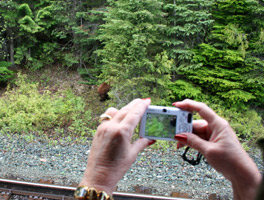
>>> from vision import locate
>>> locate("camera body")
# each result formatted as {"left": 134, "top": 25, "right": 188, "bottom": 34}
{"left": 139, "top": 105, "right": 193, "bottom": 141}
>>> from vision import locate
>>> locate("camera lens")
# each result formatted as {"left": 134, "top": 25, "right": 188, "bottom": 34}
{"left": 162, "top": 108, "right": 167, "bottom": 113}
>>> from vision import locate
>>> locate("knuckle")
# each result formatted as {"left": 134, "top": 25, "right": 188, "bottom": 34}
{"left": 199, "top": 102, "right": 208, "bottom": 110}
{"left": 218, "top": 118, "right": 230, "bottom": 128}
{"left": 204, "top": 146, "right": 214, "bottom": 158}
{"left": 118, "top": 124, "right": 130, "bottom": 135}
{"left": 183, "top": 98, "right": 192, "bottom": 102}
{"left": 183, "top": 99, "right": 196, "bottom": 104}
{"left": 204, "top": 145, "right": 222, "bottom": 159}
{"left": 133, "top": 110, "right": 141, "bottom": 117}
{"left": 222, "top": 119, "right": 230, "bottom": 127}
{"left": 98, "top": 122, "right": 131, "bottom": 138}
{"left": 106, "top": 107, "right": 114, "bottom": 112}
{"left": 97, "top": 121, "right": 116, "bottom": 136}
{"left": 97, "top": 123, "right": 109, "bottom": 135}
{"left": 105, "top": 107, "right": 118, "bottom": 113}
{"left": 188, "top": 136, "right": 199, "bottom": 150}
{"left": 120, "top": 107, "right": 129, "bottom": 114}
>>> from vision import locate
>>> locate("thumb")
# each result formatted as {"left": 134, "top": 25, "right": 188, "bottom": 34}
{"left": 131, "top": 138, "right": 156, "bottom": 157}
{"left": 175, "top": 133, "right": 209, "bottom": 155}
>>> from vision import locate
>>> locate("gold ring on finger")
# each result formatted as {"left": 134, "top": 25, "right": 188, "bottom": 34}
{"left": 99, "top": 114, "right": 112, "bottom": 123}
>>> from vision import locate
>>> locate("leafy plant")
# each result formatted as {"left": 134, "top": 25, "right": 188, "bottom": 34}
{"left": 0, "top": 73, "right": 93, "bottom": 136}
{"left": 0, "top": 61, "right": 14, "bottom": 83}
{"left": 223, "top": 108, "right": 264, "bottom": 144}
{"left": 198, "top": 100, "right": 264, "bottom": 145}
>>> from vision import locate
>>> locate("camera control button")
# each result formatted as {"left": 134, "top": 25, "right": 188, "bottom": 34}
{"left": 179, "top": 124, "right": 190, "bottom": 133}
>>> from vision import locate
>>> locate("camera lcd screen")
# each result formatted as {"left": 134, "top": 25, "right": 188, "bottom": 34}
{"left": 145, "top": 113, "right": 177, "bottom": 139}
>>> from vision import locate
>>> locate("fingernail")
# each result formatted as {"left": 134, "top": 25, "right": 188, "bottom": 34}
{"left": 177, "top": 142, "right": 184, "bottom": 149}
{"left": 173, "top": 101, "right": 183, "bottom": 106}
{"left": 148, "top": 140, "right": 156, "bottom": 146}
{"left": 142, "top": 98, "right": 151, "bottom": 105}
{"left": 172, "top": 102, "right": 179, "bottom": 106}
{"left": 174, "top": 134, "right": 187, "bottom": 144}
{"left": 142, "top": 97, "right": 151, "bottom": 100}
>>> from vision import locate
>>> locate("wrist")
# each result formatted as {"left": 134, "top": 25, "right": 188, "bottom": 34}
{"left": 79, "top": 180, "right": 114, "bottom": 195}
{"left": 227, "top": 149, "right": 262, "bottom": 200}
{"left": 80, "top": 167, "right": 117, "bottom": 195}
{"left": 74, "top": 186, "right": 114, "bottom": 200}
{"left": 230, "top": 170, "right": 261, "bottom": 200}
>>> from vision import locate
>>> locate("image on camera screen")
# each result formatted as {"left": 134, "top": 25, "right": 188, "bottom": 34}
{"left": 145, "top": 113, "right": 176, "bottom": 139}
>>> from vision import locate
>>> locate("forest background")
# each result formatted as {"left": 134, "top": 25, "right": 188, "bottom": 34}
{"left": 0, "top": 0, "right": 264, "bottom": 146}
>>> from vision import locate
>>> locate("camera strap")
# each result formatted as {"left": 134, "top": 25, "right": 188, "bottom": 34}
{"left": 181, "top": 147, "right": 208, "bottom": 166}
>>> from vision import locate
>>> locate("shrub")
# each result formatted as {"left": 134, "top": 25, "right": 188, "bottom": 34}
{"left": 224, "top": 108, "right": 264, "bottom": 144}
{"left": 0, "top": 73, "right": 93, "bottom": 136}
{"left": 0, "top": 61, "right": 14, "bottom": 83}
{"left": 202, "top": 100, "right": 264, "bottom": 146}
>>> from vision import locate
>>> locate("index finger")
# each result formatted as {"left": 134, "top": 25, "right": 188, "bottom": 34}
{"left": 121, "top": 98, "right": 151, "bottom": 131}
{"left": 173, "top": 99, "right": 218, "bottom": 124}
{"left": 113, "top": 98, "right": 144, "bottom": 123}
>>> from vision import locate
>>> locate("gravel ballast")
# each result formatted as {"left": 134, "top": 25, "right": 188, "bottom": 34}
{"left": 0, "top": 133, "right": 263, "bottom": 200}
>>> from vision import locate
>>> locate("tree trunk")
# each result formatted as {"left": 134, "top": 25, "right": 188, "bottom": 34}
{"left": 10, "top": 34, "right": 14, "bottom": 65}
{"left": 7, "top": 28, "right": 15, "bottom": 65}
{"left": 3, "top": 38, "right": 8, "bottom": 62}
{"left": 79, "top": 14, "right": 83, "bottom": 68}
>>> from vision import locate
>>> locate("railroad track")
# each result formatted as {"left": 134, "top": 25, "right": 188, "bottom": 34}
{"left": 0, "top": 179, "right": 195, "bottom": 200}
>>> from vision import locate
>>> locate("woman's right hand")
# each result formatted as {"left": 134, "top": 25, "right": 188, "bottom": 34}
{"left": 173, "top": 99, "right": 261, "bottom": 200}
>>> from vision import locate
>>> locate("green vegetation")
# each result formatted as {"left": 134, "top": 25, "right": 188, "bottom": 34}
{"left": 0, "top": 61, "right": 14, "bottom": 83}
{"left": 97, "top": 0, "right": 173, "bottom": 105}
{"left": 145, "top": 114, "right": 176, "bottom": 139}
{"left": 146, "top": 117, "right": 165, "bottom": 137}
{"left": 0, "top": 0, "right": 263, "bottom": 145}
{"left": 0, "top": 73, "right": 93, "bottom": 137}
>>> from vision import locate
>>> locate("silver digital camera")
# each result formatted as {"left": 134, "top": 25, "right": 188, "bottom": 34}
{"left": 139, "top": 105, "right": 193, "bottom": 141}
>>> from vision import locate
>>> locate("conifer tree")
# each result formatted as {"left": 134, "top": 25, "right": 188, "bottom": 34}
{"left": 178, "top": 0, "right": 264, "bottom": 108}
{"left": 97, "top": 0, "right": 173, "bottom": 105}
{"left": 163, "top": 0, "right": 214, "bottom": 101}
{"left": 0, "top": 0, "right": 19, "bottom": 65}
{"left": 0, "top": 0, "right": 59, "bottom": 69}
{"left": 50, "top": 0, "right": 106, "bottom": 75}
{"left": 163, "top": 0, "right": 214, "bottom": 74}
{"left": 0, "top": 1, "right": 15, "bottom": 83}
{"left": 74, "top": 0, "right": 107, "bottom": 83}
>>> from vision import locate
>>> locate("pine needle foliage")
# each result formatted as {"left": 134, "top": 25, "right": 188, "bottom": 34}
{"left": 162, "top": 0, "right": 214, "bottom": 102}
{"left": 0, "top": 61, "right": 14, "bottom": 83}
{"left": 163, "top": 0, "right": 214, "bottom": 67}
{"left": 1, "top": 0, "right": 264, "bottom": 142}
{"left": 177, "top": 0, "right": 264, "bottom": 108}
{"left": 97, "top": 0, "right": 173, "bottom": 106}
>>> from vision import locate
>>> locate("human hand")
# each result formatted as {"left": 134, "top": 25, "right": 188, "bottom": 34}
{"left": 173, "top": 99, "right": 261, "bottom": 200}
{"left": 79, "top": 98, "right": 155, "bottom": 195}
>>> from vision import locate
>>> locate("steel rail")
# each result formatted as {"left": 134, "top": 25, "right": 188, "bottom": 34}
{"left": 0, "top": 178, "right": 196, "bottom": 200}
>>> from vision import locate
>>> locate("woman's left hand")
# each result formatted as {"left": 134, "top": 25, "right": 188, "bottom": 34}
{"left": 79, "top": 98, "right": 154, "bottom": 194}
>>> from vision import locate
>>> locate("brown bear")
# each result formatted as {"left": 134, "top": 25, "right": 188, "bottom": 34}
{"left": 98, "top": 82, "right": 110, "bottom": 101}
